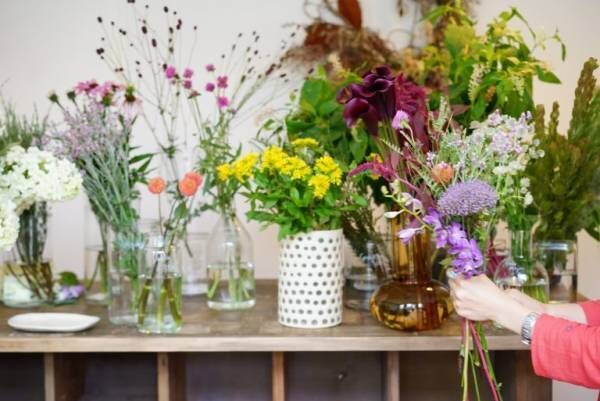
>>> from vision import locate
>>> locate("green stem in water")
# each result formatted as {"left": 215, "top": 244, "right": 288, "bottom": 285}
{"left": 164, "top": 276, "right": 182, "bottom": 324}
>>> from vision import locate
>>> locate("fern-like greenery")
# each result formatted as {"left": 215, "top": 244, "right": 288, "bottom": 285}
{"left": 527, "top": 58, "right": 600, "bottom": 241}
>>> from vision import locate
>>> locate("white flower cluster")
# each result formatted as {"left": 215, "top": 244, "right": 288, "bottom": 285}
{"left": 0, "top": 145, "right": 82, "bottom": 250}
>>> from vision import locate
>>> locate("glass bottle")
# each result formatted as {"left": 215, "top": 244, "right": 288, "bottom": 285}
{"left": 181, "top": 232, "right": 209, "bottom": 296}
{"left": 137, "top": 232, "right": 183, "bottom": 334}
{"left": 206, "top": 208, "right": 255, "bottom": 310}
{"left": 84, "top": 203, "right": 109, "bottom": 305}
{"left": 494, "top": 230, "right": 549, "bottom": 303}
{"left": 343, "top": 239, "right": 387, "bottom": 311}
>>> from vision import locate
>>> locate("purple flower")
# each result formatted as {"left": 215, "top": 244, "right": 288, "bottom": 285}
{"left": 397, "top": 227, "right": 423, "bottom": 244}
{"left": 183, "top": 79, "right": 192, "bottom": 89}
{"left": 348, "top": 158, "right": 397, "bottom": 182}
{"left": 205, "top": 63, "right": 215, "bottom": 72}
{"left": 438, "top": 180, "right": 498, "bottom": 217}
{"left": 217, "top": 75, "right": 228, "bottom": 89}
{"left": 342, "top": 98, "right": 379, "bottom": 135}
{"left": 165, "top": 65, "right": 177, "bottom": 79}
{"left": 182, "top": 67, "right": 194, "bottom": 79}
{"left": 205, "top": 82, "right": 215, "bottom": 92}
{"left": 392, "top": 109, "right": 410, "bottom": 130}
{"left": 423, "top": 208, "right": 442, "bottom": 230}
{"left": 434, "top": 228, "right": 449, "bottom": 248}
{"left": 217, "top": 96, "right": 229, "bottom": 108}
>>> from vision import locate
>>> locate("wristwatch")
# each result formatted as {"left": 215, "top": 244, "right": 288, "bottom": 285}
{"left": 521, "top": 312, "right": 539, "bottom": 346}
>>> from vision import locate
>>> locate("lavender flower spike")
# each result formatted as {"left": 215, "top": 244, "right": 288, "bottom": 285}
{"left": 438, "top": 180, "right": 498, "bottom": 217}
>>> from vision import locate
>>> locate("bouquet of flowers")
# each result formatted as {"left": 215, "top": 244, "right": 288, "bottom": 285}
{"left": 343, "top": 65, "right": 542, "bottom": 399}
{"left": 223, "top": 138, "right": 365, "bottom": 239}
{"left": 0, "top": 112, "right": 82, "bottom": 301}
{"left": 137, "top": 171, "right": 203, "bottom": 332}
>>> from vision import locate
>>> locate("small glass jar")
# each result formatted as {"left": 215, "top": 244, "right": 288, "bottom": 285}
{"left": 137, "top": 233, "right": 183, "bottom": 334}
{"left": 83, "top": 205, "right": 110, "bottom": 305}
{"left": 206, "top": 208, "right": 255, "bottom": 310}
{"left": 343, "top": 240, "right": 386, "bottom": 311}
{"left": 535, "top": 240, "right": 577, "bottom": 303}
{"left": 181, "top": 232, "right": 209, "bottom": 296}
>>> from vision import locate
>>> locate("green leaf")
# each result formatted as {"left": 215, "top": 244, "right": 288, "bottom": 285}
{"left": 444, "top": 24, "right": 475, "bottom": 58}
{"left": 536, "top": 66, "right": 561, "bottom": 84}
{"left": 58, "top": 271, "right": 80, "bottom": 286}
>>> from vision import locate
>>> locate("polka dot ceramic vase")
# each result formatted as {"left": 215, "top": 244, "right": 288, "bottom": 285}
{"left": 278, "top": 229, "right": 344, "bottom": 329}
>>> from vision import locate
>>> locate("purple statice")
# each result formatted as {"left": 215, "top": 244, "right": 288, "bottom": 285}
{"left": 438, "top": 180, "right": 498, "bottom": 217}
{"left": 56, "top": 284, "right": 85, "bottom": 302}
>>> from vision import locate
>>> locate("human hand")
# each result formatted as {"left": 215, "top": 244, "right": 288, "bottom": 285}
{"left": 449, "top": 274, "right": 531, "bottom": 333}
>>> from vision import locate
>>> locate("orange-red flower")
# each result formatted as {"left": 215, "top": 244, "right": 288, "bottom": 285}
{"left": 184, "top": 171, "right": 203, "bottom": 188}
{"left": 178, "top": 176, "right": 199, "bottom": 197}
{"left": 148, "top": 177, "right": 166, "bottom": 194}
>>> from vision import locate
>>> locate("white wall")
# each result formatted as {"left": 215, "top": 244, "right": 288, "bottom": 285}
{"left": 1, "top": 1, "right": 599, "bottom": 399}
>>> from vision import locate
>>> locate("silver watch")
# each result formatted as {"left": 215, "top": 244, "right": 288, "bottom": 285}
{"left": 521, "top": 312, "right": 539, "bottom": 346}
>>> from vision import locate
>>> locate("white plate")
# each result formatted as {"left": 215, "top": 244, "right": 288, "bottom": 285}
{"left": 8, "top": 313, "right": 100, "bottom": 333}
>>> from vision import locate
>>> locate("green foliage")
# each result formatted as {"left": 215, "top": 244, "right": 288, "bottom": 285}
{"left": 0, "top": 102, "right": 46, "bottom": 157}
{"left": 527, "top": 58, "right": 600, "bottom": 241}
{"left": 422, "top": 5, "right": 564, "bottom": 126}
{"left": 284, "top": 66, "right": 378, "bottom": 170}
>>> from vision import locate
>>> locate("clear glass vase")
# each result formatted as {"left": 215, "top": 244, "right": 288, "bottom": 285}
{"left": 3, "top": 203, "right": 54, "bottom": 307}
{"left": 494, "top": 230, "right": 549, "bottom": 303}
{"left": 84, "top": 204, "right": 109, "bottom": 305}
{"left": 107, "top": 226, "right": 145, "bottom": 325}
{"left": 535, "top": 240, "right": 577, "bottom": 303}
{"left": 137, "top": 233, "right": 183, "bottom": 334}
{"left": 343, "top": 239, "right": 387, "bottom": 311}
{"left": 206, "top": 209, "right": 255, "bottom": 310}
{"left": 181, "top": 232, "right": 209, "bottom": 296}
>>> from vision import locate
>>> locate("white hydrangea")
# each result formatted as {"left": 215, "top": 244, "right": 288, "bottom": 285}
{"left": 0, "top": 197, "right": 19, "bottom": 252}
{"left": 0, "top": 145, "right": 82, "bottom": 214}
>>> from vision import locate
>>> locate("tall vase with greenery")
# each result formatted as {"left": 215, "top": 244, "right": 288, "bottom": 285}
{"left": 527, "top": 58, "right": 600, "bottom": 303}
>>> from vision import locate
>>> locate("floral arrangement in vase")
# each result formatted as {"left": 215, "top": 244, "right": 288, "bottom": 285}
{"left": 0, "top": 105, "right": 82, "bottom": 306}
{"left": 137, "top": 171, "right": 203, "bottom": 333}
{"left": 49, "top": 81, "right": 152, "bottom": 323}
{"left": 221, "top": 138, "right": 365, "bottom": 327}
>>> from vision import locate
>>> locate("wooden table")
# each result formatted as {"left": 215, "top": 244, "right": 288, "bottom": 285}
{"left": 0, "top": 281, "right": 549, "bottom": 401}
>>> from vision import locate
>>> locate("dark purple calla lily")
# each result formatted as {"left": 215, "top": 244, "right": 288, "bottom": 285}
{"left": 342, "top": 98, "right": 379, "bottom": 135}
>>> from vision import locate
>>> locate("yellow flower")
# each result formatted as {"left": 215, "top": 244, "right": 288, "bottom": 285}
{"left": 216, "top": 163, "right": 233, "bottom": 181}
{"left": 261, "top": 146, "right": 288, "bottom": 171}
{"left": 309, "top": 174, "right": 331, "bottom": 199}
{"left": 315, "top": 155, "right": 342, "bottom": 185}
{"left": 291, "top": 138, "right": 319, "bottom": 149}
{"left": 231, "top": 153, "right": 258, "bottom": 182}
{"left": 280, "top": 156, "right": 311, "bottom": 180}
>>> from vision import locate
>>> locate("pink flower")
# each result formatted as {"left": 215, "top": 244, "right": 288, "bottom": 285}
{"left": 74, "top": 79, "right": 98, "bottom": 94}
{"left": 165, "top": 65, "right": 177, "bottom": 79}
{"left": 205, "top": 82, "right": 215, "bottom": 92}
{"left": 182, "top": 68, "right": 194, "bottom": 79}
{"left": 205, "top": 63, "right": 215, "bottom": 72}
{"left": 217, "top": 76, "right": 228, "bottom": 89}
{"left": 183, "top": 80, "right": 192, "bottom": 89}
{"left": 217, "top": 96, "right": 229, "bottom": 108}
{"left": 392, "top": 109, "right": 410, "bottom": 130}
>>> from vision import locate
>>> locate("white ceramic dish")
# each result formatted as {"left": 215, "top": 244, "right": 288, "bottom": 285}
{"left": 7, "top": 313, "right": 100, "bottom": 333}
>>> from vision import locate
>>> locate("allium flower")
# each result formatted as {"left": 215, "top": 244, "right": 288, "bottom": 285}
{"left": 183, "top": 79, "right": 192, "bottom": 89}
{"left": 205, "top": 63, "right": 215, "bottom": 72}
{"left": 438, "top": 180, "right": 498, "bottom": 216}
{"left": 216, "top": 76, "right": 228, "bottom": 89}
{"left": 165, "top": 65, "right": 177, "bottom": 79}
{"left": 217, "top": 96, "right": 229, "bottom": 108}
{"left": 205, "top": 82, "right": 215, "bottom": 92}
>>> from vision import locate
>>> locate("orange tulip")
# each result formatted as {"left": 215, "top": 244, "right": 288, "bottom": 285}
{"left": 432, "top": 163, "right": 454, "bottom": 184}
{"left": 178, "top": 176, "right": 199, "bottom": 197}
{"left": 148, "top": 177, "right": 166, "bottom": 194}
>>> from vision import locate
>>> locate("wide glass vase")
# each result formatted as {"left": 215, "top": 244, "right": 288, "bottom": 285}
{"left": 137, "top": 233, "right": 183, "bottom": 334}
{"left": 206, "top": 209, "right": 255, "bottom": 310}
{"left": 493, "top": 229, "right": 549, "bottom": 303}
{"left": 107, "top": 226, "right": 145, "bottom": 325}
{"left": 535, "top": 240, "right": 577, "bottom": 303}
{"left": 343, "top": 239, "right": 387, "bottom": 311}
{"left": 370, "top": 217, "right": 452, "bottom": 331}
{"left": 3, "top": 203, "right": 54, "bottom": 307}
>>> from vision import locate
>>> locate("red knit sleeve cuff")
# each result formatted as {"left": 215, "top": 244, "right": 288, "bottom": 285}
{"left": 580, "top": 301, "right": 600, "bottom": 326}
{"left": 531, "top": 314, "right": 555, "bottom": 378}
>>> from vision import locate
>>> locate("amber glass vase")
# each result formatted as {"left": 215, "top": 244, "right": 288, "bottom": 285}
{"left": 370, "top": 217, "right": 452, "bottom": 331}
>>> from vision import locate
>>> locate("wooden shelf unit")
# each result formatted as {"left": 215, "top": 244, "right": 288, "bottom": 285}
{"left": 0, "top": 281, "right": 549, "bottom": 401}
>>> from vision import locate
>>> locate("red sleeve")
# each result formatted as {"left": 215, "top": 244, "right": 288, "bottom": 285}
{"left": 531, "top": 314, "right": 600, "bottom": 389}
{"left": 581, "top": 301, "right": 600, "bottom": 326}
